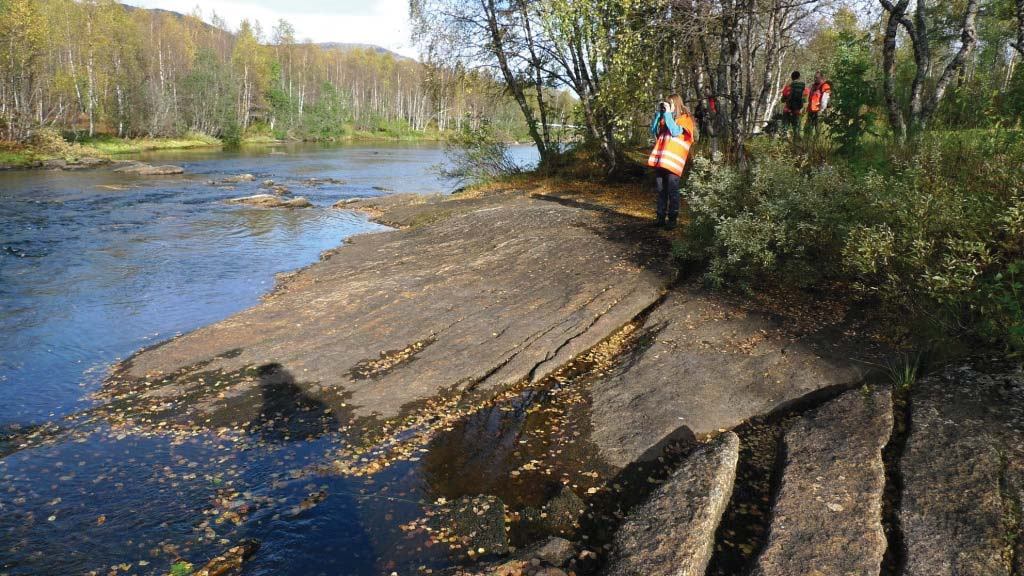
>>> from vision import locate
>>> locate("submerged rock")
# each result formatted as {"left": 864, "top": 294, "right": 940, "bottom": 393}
{"left": 751, "top": 385, "right": 892, "bottom": 576}
{"left": 590, "top": 291, "right": 866, "bottom": 468}
{"left": 194, "top": 538, "right": 260, "bottom": 576}
{"left": 224, "top": 194, "right": 311, "bottom": 208}
{"left": 113, "top": 162, "right": 184, "bottom": 175}
{"left": 901, "top": 362, "right": 1024, "bottom": 576}
{"left": 604, "top": 432, "right": 739, "bottom": 576}
{"left": 303, "top": 177, "right": 347, "bottom": 186}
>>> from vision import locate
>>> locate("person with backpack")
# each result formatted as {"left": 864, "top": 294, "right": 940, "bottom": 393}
{"left": 805, "top": 71, "right": 832, "bottom": 137}
{"left": 647, "top": 93, "right": 696, "bottom": 230}
{"left": 781, "top": 71, "right": 808, "bottom": 141}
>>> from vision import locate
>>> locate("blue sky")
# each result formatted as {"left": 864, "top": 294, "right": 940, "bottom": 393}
{"left": 122, "top": 0, "right": 417, "bottom": 58}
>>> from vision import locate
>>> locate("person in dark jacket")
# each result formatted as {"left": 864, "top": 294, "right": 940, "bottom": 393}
{"left": 781, "top": 71, "right": 808, "bottom": 141}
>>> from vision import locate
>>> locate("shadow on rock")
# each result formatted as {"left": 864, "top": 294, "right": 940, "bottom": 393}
{"left": 247, "top": 363, "right": 339, "bottom": 442}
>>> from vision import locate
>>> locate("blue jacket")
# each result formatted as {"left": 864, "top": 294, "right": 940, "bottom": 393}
{"left": 650, "top": 111, "right": 683, "bottom": 138}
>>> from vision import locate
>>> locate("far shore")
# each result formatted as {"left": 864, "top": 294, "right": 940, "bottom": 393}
{"left": 0, "top": 129, "right": 478, "bottom": 172}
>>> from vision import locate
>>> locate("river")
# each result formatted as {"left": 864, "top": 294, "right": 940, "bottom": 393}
{"left": 0, "top": 141, "right": 538, "bottom": 575}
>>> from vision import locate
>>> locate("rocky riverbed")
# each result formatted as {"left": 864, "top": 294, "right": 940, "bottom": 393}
{"left": 9, "top": 186, "right": 1022, "bottom": 575}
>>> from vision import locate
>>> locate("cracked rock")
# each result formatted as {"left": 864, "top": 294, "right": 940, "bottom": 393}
{"left": 752, "top": 385, "right": 892, "bottom": 576}
{"left": 603, "top": 432, "right": 739, "bottom": 576}
{"left": 901, "top": 362, "right": 1024, "bottom": 576}
{"left": 590, "top": 291, "right": 865, "bottom": 468}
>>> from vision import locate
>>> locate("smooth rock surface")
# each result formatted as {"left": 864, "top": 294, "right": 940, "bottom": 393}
{"left": 108, "top": 193, "right": 672, "bottom": 423}
{"left": 591, "top": 291, "right": 865, "bottom": 467}
{"left": 752, "top": 385, "right": 892, "bottom": 576}
{"left": 224, "top": 194, "right": 311, "bottom": 208}
{"left": 901, "top": 362, "right": 1024, "bottom": 576}
{"left": 603, "top": 432, "right": 739, "bottom": 576}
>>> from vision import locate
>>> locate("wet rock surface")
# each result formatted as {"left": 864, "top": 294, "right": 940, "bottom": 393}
{"left": 108, "top": 191, "right": 672, "bottom": 426}
{"left": 590, "top": 290, "right": 866, "bottom": 468}
{"left": 901, "top": 362, "right": 1024, "bottom": 576}
{"left": 224, "top": 194, "right": 312, "bottom": 208}
{"left": 603, "top": 432, "right": 739, "bottom": 576}
{"left": 430, "top": 495, "right": 509, "bottom": 558}
{"left": 752, "top": 385, "right": 892, "bottom": 576}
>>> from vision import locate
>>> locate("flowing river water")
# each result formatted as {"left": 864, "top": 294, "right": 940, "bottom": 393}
{"left": 0, "top": 142, "right": 546, "bottom": 575}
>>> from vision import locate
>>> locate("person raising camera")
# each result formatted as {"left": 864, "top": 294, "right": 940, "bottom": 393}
{"left": 647, "top": 93, "right": 695, "bottom": 230}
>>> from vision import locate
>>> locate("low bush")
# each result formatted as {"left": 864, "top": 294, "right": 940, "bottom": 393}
{"left": 678, "top": 131, "right": 1024, "bottom": 352}
{"left": 438, "top": 122, "right": 523, "bottom": 187}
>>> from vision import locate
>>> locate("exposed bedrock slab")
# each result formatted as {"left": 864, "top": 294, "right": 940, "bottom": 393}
{"left": 901, "top": 362, "right": 1024, "bottom": 576}
{"left": 110, "top": 194, "right": 672, "bottom": 421}
{"left": 752, "top": 385, "right": 892, "bottom": 576}
{"left": 603, "top": 432, "right": 739, "bottom": 576}
{"left": 590, "top": 291, "right": 867, "bottom": 468}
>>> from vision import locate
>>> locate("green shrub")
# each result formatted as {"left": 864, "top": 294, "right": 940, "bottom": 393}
{"left": 681, "top": 147, "right": 858, "bottom": 289}
{"left": 680, "top": 132, "right": 1024, "bottom": 352}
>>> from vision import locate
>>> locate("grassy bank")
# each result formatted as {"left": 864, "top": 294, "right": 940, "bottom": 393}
{"left": 0, "top": 144, "right": 51, "bottom": 169}
{"left": 0, "top": 129, "right": 225, "bottom": 169}
{"left": 78, "top": 133, "right": 221, "bottom": 154}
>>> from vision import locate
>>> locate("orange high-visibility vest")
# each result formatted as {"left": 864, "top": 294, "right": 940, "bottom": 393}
{"left": 648, "top": 113, "right": 695, "bottom": 176}
{"left": 809, "top": 82, "right": 832, "bottom": 112}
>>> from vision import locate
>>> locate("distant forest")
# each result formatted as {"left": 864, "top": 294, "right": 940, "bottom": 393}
{"left": 0, "top": 0, "right": 572, "bottom": 142}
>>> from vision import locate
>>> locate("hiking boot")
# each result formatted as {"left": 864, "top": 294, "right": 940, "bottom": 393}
{"left": 665, "top": 215, "right": 678, "bottom": 230}
{"left": 654, "top": 214, "right": 666, "bottom": 227}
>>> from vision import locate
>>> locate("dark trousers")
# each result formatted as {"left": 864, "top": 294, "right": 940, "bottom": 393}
{"left": 655, "top": 168, "right": 681, "bottom": 218}
{"left": 783, "top": 111, "right": 801, "bottom": 140}
{"left": 805, "top": 111, "right": 821, "bottom": 136}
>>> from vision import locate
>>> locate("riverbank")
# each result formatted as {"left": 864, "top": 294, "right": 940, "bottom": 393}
{"left": 0, "top": 130, "right": 459, "bottom": 171}
{"left": 0, "top": 133, "right": 221, "bottom": 170}
{"left": 5, "top": 178, "right": 1021, "bottom": 575}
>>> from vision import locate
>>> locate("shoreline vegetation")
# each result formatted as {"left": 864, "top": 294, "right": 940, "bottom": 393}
{"left": 0, "top": 128, "right": 458, "bottom": 171}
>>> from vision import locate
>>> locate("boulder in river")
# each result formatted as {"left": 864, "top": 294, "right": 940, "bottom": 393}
{"left": 604, "top": 432, "right": 739, "bottom": 576}
{"left": 901, "top": 362, "right": 1024, "bottom": 576}
{"left": 221, "top": 173, "right": 256, "bottom": 183}
{"left": 113, "top": 162, "right": 184, "bottom": 175}
{"left": 224, "top": 194, "right": 311, "bottom": 208}
{"left": 751, "top": 385, "right": 892, "bottom": 576}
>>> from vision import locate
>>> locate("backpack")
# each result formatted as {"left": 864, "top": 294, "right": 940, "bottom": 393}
{"left": 787, "top": 81, "right": 806, "bottom": 112}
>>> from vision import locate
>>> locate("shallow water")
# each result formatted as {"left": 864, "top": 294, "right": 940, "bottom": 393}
{"left": 1, "top": 141, "right": 552, "bottom": 575}
{"left": 0, "top": 141, "right": 536, "bottom": 424}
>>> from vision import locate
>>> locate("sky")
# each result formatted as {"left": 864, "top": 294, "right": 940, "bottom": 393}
{"left": 122, "top": 0, "right": 418, "bottom": 59}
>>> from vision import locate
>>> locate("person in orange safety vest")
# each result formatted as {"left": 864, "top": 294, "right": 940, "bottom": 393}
{"left": 647, "top": 93, "right": 695, "bottom": 230}
{"left": 805, "top": 71, "right": 832, "bottom": 137}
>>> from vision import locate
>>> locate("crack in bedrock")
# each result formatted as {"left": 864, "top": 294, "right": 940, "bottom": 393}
{"left": 999, "top": 451, "right": 1024, "bottom": 576}
{"left": 880, "top": 384, "right": 911, "bottom": 576}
